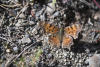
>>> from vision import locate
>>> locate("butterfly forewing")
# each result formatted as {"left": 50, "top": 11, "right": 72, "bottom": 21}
{"left": 40, "top": 21, "right": 59, "bottom": 34}
{"left": 64, "top": 24, "right": 81, "bottom": 39}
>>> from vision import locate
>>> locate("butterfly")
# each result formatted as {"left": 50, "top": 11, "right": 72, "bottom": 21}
{"left": 40, "top": 21, "right": 81, "bottom": 49}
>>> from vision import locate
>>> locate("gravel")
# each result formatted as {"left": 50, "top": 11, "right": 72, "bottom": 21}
{"left": 0, "top": 0, "right": 100, "bottom": 67}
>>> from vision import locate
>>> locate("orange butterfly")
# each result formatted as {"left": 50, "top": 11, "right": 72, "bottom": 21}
{"left": 40, "top": 21, "right": 81, "bottom": 49}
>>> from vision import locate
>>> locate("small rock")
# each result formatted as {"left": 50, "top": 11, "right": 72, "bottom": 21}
{"left": 19, "top": 35, "right": 31, "bottom": 44}
{"left": 79, "top": 59, "right": 82, "bottom": 63}
{"left": 47, "top": 54, "right": 53, "bottom": 59}
{"left": 6, "top": 49, "right": 11, "bottom": 53}
{"left": 63, "top": 52, "right": 67, "bottom": 57}
{"left": 31, "top": 9, "right": 36, "bottom": 17}
{"left": 64, "top": 59, "right": 67, "bottom": 62}
{"left": 15, "top": 19, "right": 22, "bottom": 27}
{"left": 77, "top": 63, "right": 82, "bottom": 67}
{"left": 15, "top": 19, "right": 28, "bottom": 27}
{"left": 70, "top": 54, "right": 72, "bottom": 59}
{"left": 32, "top": 28, "right": 38, "bottom": 35}
{"left": 46, "top": 3, "right": 55, "bottom": 15}
{"left": 40, "top": 14, "right": 46, "bottom": 21}
{"left": 50, "top": 11, "right": 60, "bottom": 18}
{"left": 1, "top": 62, "right": 5, "bottom": 67}
{"left": 13, "top": 46, "right": 18, "bottom": 53}
{"left": 86, "top": 54, "right": 100, "bottom": 67}
{"left": 94, "top": 11, "right": 100, "bottom": 20}
{"left": 19, "top": 13, "right": 26, "bottom": 19}
{"left": 35, "top": 7, "right": 45, "bottom": 20}
{"left": 88, "top": 18, "right": 93, "bottom": 25}
{"left": 29, "top": 21, "right": 35, "bottom": 25}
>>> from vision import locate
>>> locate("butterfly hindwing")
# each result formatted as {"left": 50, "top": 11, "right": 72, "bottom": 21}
{"left": 49, "top": 35, "right": 60, "bottom": 47}
{"left": 62, "top": 35, "right": 73, "bottom": 49}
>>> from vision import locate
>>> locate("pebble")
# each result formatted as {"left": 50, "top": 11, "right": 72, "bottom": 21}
{"left": 32, "top": 28, "right": 38, "bottom": 35}
{"left": 13, "top": 46, "right": 18, "bottom": 53}
{"left": 88, "top": 18, "right": 93, "bottom": 25}
{"left": 15, "top": 19, "right": 23, "bottom": 27}
{"left": 58, "top": 54, "right": 62, "bottom": 59}
{"left": 6, "top": 49, "right": 11, "bottom": 53}
{"left": 79, "top": 59, "right": 82, "bottom": 63}
{"left": 40, "top": 14, "right": 46, "bottom": 21}
{"left": 50, "top": 11, "right": 60, "bottom": 18}
{"left": 31, "top": 9, "right": 36, "bottom": 17}
{"left": 85, "top": 49, "right": 90, "bottom": 53}
{"left": 35, "top": 7, "right": 45, "bottom": 20}
{"left": 1, "top": 62, "right": 5, "bottom": 67}
{"left": 94, "top": 11, "right": 100, "bottom": 20}
{"left": 86, "top": 54, "right": 100, "bottom": 67}
{"left": 18, "top": 35, "right": 31, "bottom": 44}
{"left": 64, "top": 59, "right": 67, "bottom": 62}
{"left": 21, "top": 5, "right": 28, "bottom": 13}
{"left": 79, "top": 54, "right": 82, "bottom": 58}
{"left": 77, "top": 63, "right": 82, "bottom": 67}
{"left": 47, "top": 54, "right": 53, "bottom": 59}
{"left": 63, "top": 52, "right": 67, "bottom": 57}
{"left": 46, "top": 3, "right": 55, "bottom": 14}
{"left": 25, "top": 56, "right": 31, "bottom": 64}
{"left": 29, "top": 21, "right": 35, "bottom": 25}
{"left": 74, "top": 58, "right": 78, "bottom": 63}
{"left": 19, "top": 13, "right": 26, "bottom": 19}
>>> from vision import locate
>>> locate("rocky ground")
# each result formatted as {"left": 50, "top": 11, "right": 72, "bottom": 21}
{"left": 0, "top": 0, "right": 100, "bottom": 67}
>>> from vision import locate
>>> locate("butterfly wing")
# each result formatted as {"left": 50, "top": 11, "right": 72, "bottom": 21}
{"left": 49, "top": 35, "right": 60, "bottom": 47}
{"left": 40, "top": 21, "right": 59, "bottom": 34}
{"left": 40, "top": 21, "right": 60, "bottom": 47}
{"left": 62, "top": 35, "right": 73, "bottom": 50}
{"left": 64, "top": 24, "right": 81, "bottom": 39}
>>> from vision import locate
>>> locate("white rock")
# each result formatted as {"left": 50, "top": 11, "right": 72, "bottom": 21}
{"left": 13, "top": 46, "right": 18, "bottom": 53}
{"left": 32, "top": 28, "right": 37, "bottom": 35}
{"left": 50, "top": 11, "right": 60, "bottom": 18}
{"left": 6, "top": 49, "right": 11, "bottom": 53}
{"left": 19, "top": 35, "right": 31, "bottom": 44}
{"left": 29, "top": 21, "right": 35, "bottom": 25}
{"left": 15, "top": 19, "right": 22, "bottom": 27}
{"left": 86, "top": 54, "right": 100, "bottom": 67}
{"left": 94, "top": 11, "right": 100, "bottom": 20}
{"left": 46, "top": 3, "right": 55, "bottom": 14}
{"left": 63, "top": 52, "right": 67, "bottom": 56}
{"left": 40, "top": 14, "right": 45, "bottom": 21}
{"left": 19, "top": 13, "right": 25, "bottom": 19}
